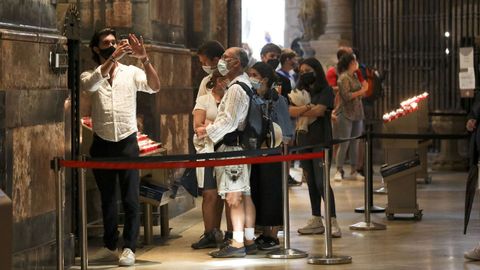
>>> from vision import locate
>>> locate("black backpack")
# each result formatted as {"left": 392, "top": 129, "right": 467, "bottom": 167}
{"left": 235, "top": 81, "right": 272, "bottom": 150}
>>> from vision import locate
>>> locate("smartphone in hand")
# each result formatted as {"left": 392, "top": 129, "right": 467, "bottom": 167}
{"left": 118, "top": 35, "right": 133, "bottom": 56}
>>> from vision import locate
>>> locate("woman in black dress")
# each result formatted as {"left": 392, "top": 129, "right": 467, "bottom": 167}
{"left": 248, "top": 62, "right": 294, "bottom": 250}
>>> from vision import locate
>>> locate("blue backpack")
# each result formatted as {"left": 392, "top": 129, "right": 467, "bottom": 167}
{"left": 234, "top": 81, "right": 271, "bottom": 150}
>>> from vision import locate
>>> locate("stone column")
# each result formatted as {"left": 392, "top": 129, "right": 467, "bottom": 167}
{"left": 0, "top": 0, "right": 70, "bottom": 268}
{"left": 132, "top": 0, "right": 152, "bottom": 40}
{"left": 284, "top": 0, "right": 303, "bottom": 48}
{"left": 310, "top": 0, "right": 353, "bottom": 68}
{"left": 322, "top": 0, "right": 353, "bottom": 40}
{"left": 227, "top": 0, "right": 242, "bottom": 47}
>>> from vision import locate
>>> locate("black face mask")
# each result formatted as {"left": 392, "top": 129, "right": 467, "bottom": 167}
{"left": 301, "top": 72, "right": 316, "bottom": 85}
{"left": 98, "top": 46, "right": 115, "bottom": 60}
{"left": 267, "top": 59, "right": 280, "bottom": 69}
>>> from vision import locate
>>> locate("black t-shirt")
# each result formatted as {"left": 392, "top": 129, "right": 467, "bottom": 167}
{"left": 306, "top": 85, "right": 334, "bottom": 145}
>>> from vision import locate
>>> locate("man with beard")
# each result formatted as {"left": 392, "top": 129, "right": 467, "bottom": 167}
{"left": 81, "top": 28, "right": 160, "bottom": 266}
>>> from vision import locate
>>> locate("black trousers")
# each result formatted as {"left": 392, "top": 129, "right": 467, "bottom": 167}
{"left": 90, "top": 133, "right": 140, "bottom": 252}
{"left": 297, "top": 132, "right": 337, "bottom": 218}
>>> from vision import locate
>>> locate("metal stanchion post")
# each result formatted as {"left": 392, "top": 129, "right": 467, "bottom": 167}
{"left": 79, "top": 155, "right": 89, "bottom": 269}
{"left": 54, "top": 157, "right": 64, "bottom": 270}
{"left": 268, "top": 141, "right": 307, "bottom": 259}
{"left": 350, "top": 131, "right": 386, "bottom": 231}
{"left": 308, "top": 148, "right": 352, "bottom": 265}
{"left": 355, "top": 124, "right": 385, "bottom": 213}
{"left": 144, "top": 204, "right": 153, "bottom": 245}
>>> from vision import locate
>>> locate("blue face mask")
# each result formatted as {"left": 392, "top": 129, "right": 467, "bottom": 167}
{"left": 217, "top": 59, "right": 229, "bottom": 76}
{"left": 249, "top": 78, "right": 262, "bottom": 90}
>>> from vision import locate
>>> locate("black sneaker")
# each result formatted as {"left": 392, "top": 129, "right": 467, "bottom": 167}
{"left": 257, "top": 236, "right": 280, "bottom": 250}
{"left": 191, "top": 229, "right": 223, "bottom": 249}
{"left": 245, "top": 242, "right": 258, "bottom": 255}
{"left": 210, "top": 245, "right": 246, "bottom": 258}
{"left": 254, "top": 234, "right": 266, "bottom": 246}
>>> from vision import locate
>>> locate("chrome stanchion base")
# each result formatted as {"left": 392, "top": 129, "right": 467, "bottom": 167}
{"left": 267, "top": 248, "right": 308, "bottom": 259}
{"left": 349, "top": 221, "right": 386, "bottom": 231}
{"left": 307, "top": 255, "right": 352, "bottom": 265}
{"left": 354, "top": 205, "right": 385, "bottom": 213}
{"left": 374, "top": 186, "right": 388, "bottom": 194}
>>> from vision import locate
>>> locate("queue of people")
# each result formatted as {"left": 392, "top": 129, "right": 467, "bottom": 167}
{"left": 81, "top": 27, "right": 369, "bottom": 265}
{"left": 191, "top": 42, "right": 365, "bottom": 257}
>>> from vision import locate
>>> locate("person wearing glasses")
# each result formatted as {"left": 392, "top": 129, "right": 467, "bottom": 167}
{"left": 195, "top": 47, "right": 256, "bottom": 258}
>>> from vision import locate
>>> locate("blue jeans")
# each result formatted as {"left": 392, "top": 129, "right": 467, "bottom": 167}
{"left": 334, "top": 113, "right": 364, "bottom": 171}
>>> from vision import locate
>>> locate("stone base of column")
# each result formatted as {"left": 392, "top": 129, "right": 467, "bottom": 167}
{"left": 309, "top": 34, "right": 351, "bottom": 68}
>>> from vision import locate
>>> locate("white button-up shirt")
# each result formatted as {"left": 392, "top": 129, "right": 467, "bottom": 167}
{"left": 80, "top": 64, "right": 157, "bottom": 142}
{"left": 206, "top": 72, "right": 251, "bottom": 143}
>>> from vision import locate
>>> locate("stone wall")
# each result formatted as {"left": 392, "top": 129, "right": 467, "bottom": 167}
{"left": 0, "top": 1, "right": 70, "bottom": 267}
{"left": 0, "top": 0, "right": 239, "bottom": 268}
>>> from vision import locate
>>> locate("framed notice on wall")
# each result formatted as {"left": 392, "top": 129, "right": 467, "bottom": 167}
{"left": 459, "top": 47, "right": 476, "bottom": 98}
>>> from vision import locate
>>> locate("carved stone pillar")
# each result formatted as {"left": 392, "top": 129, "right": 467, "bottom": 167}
{"left": 309, "top": 0, "right": 353, "bottom": 67}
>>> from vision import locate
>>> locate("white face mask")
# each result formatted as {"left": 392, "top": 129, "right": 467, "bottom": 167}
{"left": 249, "top": 77, "right": 262, "bottom": 90}
{"left": 202, "top": 65, "right": 215, "bottom": 74}
{"left": 217, "top": 59, "right": 229, "bottom": 76}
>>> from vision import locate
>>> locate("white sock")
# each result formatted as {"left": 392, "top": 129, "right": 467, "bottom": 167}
{"left": 233, "top": 231, "right": 244, "bottom": 243}
{"left": 244, "top": 228, "right": 255, "bottom": 241}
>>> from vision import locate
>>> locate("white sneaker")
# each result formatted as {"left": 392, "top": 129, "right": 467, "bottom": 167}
{"left": 333, "top": 171, "right": 343, "bottom": 182}
{"left": 91, "top": 247, "right": 118, "bottom": 262}
{"left": 465, "top": 246, "right": 480, "bottom": 260}
{"left": 350, "top": 172, "right": 365, "bottom": 181}
{"left": 298, "top": 216, "right": 325, "bottom": 235}
{"left": 119, "top": 248, "right": 135, "bottom": 266}
{"left": 331, "top": 217, "right": 342, "bottom": 238}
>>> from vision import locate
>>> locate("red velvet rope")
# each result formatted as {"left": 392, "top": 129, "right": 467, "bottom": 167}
{"left": 59, "top": 152, "right": 325, "bottom": 170}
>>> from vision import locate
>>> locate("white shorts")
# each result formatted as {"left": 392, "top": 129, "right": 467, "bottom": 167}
{"left": 214, "top": 144, "right": 251, "bottom": 198}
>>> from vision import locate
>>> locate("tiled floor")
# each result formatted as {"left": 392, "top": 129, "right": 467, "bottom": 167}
{"left": 73, "top": 169, "right": 480, "bottom": 269}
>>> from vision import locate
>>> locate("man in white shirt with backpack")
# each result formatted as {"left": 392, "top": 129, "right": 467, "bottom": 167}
{"left": 195, "top": 47, "right": 257, "bottom": 257}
